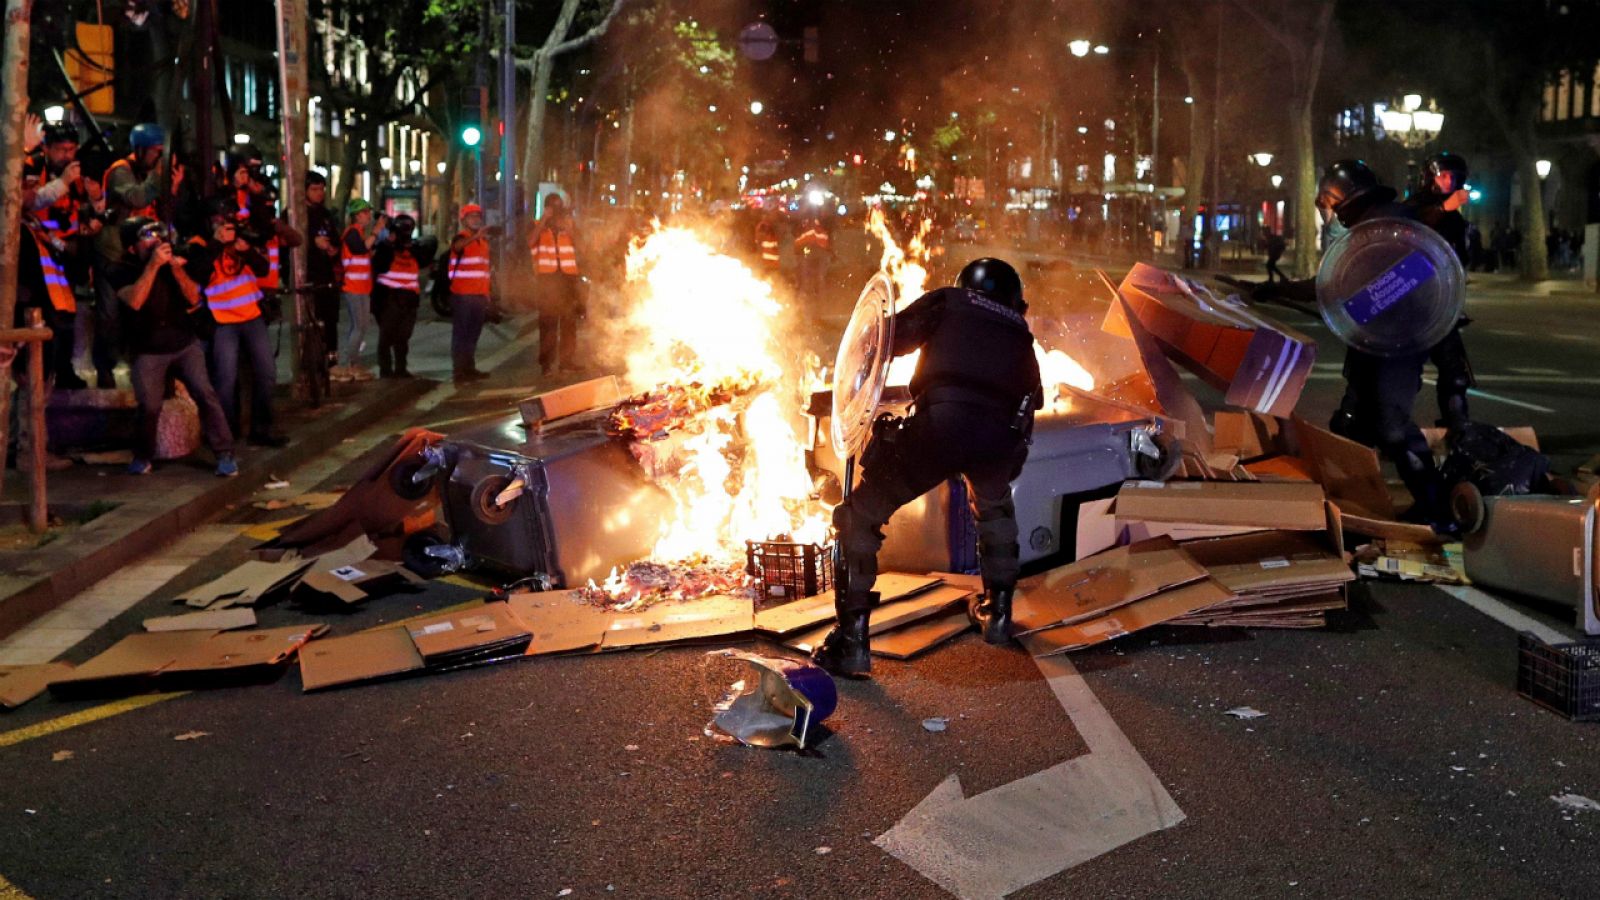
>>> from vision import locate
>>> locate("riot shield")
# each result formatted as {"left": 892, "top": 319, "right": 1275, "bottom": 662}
{"left": 1315, "top": 216, "right": 1465, "bottom": 357}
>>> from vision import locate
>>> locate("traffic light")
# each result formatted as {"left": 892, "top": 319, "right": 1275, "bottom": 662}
{"left": 459, "top": 86, "right": 488, "bottom": 149}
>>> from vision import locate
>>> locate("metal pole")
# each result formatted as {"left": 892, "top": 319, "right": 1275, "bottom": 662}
{"left": 0, "top": 0, "right": 37, "bottom": 495}
{"left": 475, "top": 6, "right": 489, "bottom": 208}
{"left": 1209, "top": 4, "right": 1222, "bottom": 268}
{"left": 276, "top": 0, "right": 311, "bottom": 387}
{"left": 500, "top": 0, "right": 517, "bottom": 229}
{"left": 1151, "top": 46, "right": 1162, "bottom": 254}
{"left": 25, "top": 309, "right": 47, "bottom": 533}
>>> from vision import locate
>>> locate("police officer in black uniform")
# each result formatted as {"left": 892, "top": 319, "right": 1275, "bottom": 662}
{"left": 1406, "top": 150, "right": 1475, "bottom": 431}
{"left": 1306, "top": 160, "right": 1451, "bottom": 530}
{"left": 812, "top": 259, "right": 1044, "bottom": 677}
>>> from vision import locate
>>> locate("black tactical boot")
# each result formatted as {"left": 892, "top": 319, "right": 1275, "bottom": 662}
{"left": 967, "top": 586, "right": 1015, "bottom": 645}
{"left": 811, "top": 592, "right": 877, "bottom": 677}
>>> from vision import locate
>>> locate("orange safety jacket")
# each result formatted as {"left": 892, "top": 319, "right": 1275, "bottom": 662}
{"left": 341, "top": 225, "right": 372, "bottom": 295}
{"left": 29, "top": 229, "right": 76, "bottom": 314}
{"left": 377, "top": 249, "right": 422, "bottom": 293}
{"left": 531, "top": 228, "right": 579, "bottom": 276}
{"left": 259, "top": 237, "right": 282, "bottom": 290}
{"left": 204, "top": 250, "right": 265, "bottom": 325}
{"left": 102, "top": 156, "right": 158, "bottom": 220}
{"left": 450, "top": 233, "right": 493, "bottom": 294}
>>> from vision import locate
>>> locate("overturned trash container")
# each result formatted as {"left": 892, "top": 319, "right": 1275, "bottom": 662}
{"left": 704, "top": 649, "right": 837, "bottom": 750}
{"left": 1463, "top": 495, "right": 1600, "bottom": 636}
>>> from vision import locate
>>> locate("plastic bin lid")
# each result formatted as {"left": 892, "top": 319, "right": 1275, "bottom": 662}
{"left": 1315, "top": 216, "right": 1464, "bottom": 357}
{"left": 831, "top": 272, "right": 898, "bottom": 457}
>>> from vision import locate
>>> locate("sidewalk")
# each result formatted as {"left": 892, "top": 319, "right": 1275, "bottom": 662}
{"left": 0, "top": 310, "right": 537, "bottom": 641}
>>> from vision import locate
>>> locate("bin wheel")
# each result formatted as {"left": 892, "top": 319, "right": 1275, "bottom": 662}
{"left": 389, "top": 458, "right": 437, "bottom": 502}
{"left": 470, "top": 474, "right": 517, "bottom": 525}
{"left": 1451, "top": 481, "right": 1486, "bottom": 534}
{"left": 402, "top": 528, "right": 454, "bottom": 578}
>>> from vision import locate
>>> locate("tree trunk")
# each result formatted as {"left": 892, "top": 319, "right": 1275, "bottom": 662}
{"left": 521, "top": 52, "right": 555, "bottom": 203}
{"left": 0, "top": 0, "right": 37, "bottom": 492}
{"left": 1289, "top": 99, "right": 1319, "bottom": 277}
{"left": 333, "top": 118, "right": 365, "bottom": 216}
{"left": 1515, "top": 146, "right": 1551, "bottom": 281}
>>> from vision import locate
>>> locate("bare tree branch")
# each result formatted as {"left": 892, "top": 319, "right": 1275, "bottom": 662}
{"left": 551, "top": 0, "right": 627, "bottom": 57}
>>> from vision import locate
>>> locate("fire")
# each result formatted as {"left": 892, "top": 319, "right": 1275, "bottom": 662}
{"left": 614, "top": 226, "right": 829, "bottom": 567}
{"left": 865, "top": 207, "right": 1095, "bottom": 412}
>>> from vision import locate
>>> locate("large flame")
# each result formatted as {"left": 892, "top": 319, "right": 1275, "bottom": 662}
{"left": 865, "top": 207, "right": 1094, "bottom": 411}
{"left": 618, "top": 226, "right": 828, "bottom": 565}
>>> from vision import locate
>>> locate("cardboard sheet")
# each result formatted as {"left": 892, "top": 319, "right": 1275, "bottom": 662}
{"left": 48, "top": 630, "right": 219, "bottom": 698}
{"left": 868, "top": 584, "right": 972, "bottom": 634}
{"left": 1013, "top": 538, "right": 1209, "bottom": 634}
{"left": 1114, "top": 479, "right": 1328, "bottom": 531}
{"left": 0, "top": 663, "right": 74, "bottom": 709}
{"left": 601, "top": 594, "right": 755, "bottom": 650}
{"left": 1292, "top": 415, "right": 1395, "bottom": 519}
{"left": 1028, "top": 577, "right": 1236, "bottom": 656}
{"left": 1214, "top": 411, "right": 1284, "bottom": 462}
{"left": 504, "top": 592, "right": 613, "bottom": 655}
{"left": 161, "top": 625, "right": 327, "bottom": 684}
{"left": 177, "top": 558, "right": 315, "bottom": 609}
{"left": 406, "top": 603, "right": 532, "bottom": 664}
{"left": 299, "top": 627, "right": 426, "bottom": 692}
{"left": 871, "top": 612, "right": 972, "bottom": 660}
{"left": 296, "top": 559, "right": 421, "bottom": 606}
{"left": 143, "top": 607, "right": 258, "bottom": 633}
{"left": 519, "top": 376, "right": 623, "bottom": 427}
{"left": 752, "top": 573, "right": 942, "bottom": 636}
{"left": 1180, "top": 531, "right": 1354, "bottom": 594}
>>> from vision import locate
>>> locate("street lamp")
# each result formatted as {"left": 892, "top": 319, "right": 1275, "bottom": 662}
{"left": 1536, "top": 159, "right": 1553, "bottom": 179}
{"left": 1270, "top": 174, "right": 1284, "bottom": 189}
{"left": 1069, "top": 39, "right": 1091, "bottom": 57}
{"left": 1093, "top": 44, "right": 1109, "bottom": 55}
{"left": 1250, "top": 152, "right": 1274, "bottom": 167}
{"left": 1378, "top": 97, "right": 1445, "bottom": 151}
{"left": 750, "top": 100, "right": 764, "bottom": 115}
{"left": 233, "top": 132, "right": 250, "bottom": 145}
{"left": 408, "top": 158, "right": 422, "bottom": 175}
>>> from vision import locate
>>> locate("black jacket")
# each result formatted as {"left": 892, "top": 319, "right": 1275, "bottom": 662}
{"left": 892, "top": 286, "right": 1044, "bottom": 412}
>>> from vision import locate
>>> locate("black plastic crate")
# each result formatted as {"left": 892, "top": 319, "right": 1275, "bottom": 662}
{"left": 1516, "top": 632, "right": 1600, "bottom": 722}
{"left": 746, "top": 539, "right": 833, "bottom": 601}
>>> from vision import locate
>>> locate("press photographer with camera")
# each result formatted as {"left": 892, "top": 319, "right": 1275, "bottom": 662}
{"left": 110, "top": 218, "right": 237, "bottom": 477}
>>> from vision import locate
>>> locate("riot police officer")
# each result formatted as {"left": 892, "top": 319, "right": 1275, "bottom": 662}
{"left": 813, "top": 258, "right": 1044, "bottom": 677}
{"left": 1314, "top": 160, "right": 1451, "bottom": 531}
{"left": 1407, "top": 150, "right": 1475, "bottom": 431}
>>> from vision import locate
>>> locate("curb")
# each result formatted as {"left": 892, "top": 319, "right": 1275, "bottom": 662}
{"left": 0, "top": 377, "right": 436, "bottom": 640}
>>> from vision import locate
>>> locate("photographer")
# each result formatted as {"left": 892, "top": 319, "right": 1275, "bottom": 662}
{"left": 22, "top": 123, "right": 99, "bottom": 388}
{"left": 110, "top": 218, "right": 237, "bottom": 477}
{"left": 447, "top": 203, "right": 496, "bottom": 382}
{"left": 190, "top": 208, "right": 285, "bottom": 448}
{"left": 304, "top": 172, "right": 342, "bottom": 361}
{"left": 372, "top": 214, "right": 436, "bottom": 378}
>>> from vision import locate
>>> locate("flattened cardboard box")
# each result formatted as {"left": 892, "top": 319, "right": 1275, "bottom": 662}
{"left": 872, "top": 611, "right": 972, "bottom": 660}
{"left": 160, "top": 625, "right": 327, "bottom": 688}
{"left": 299, "top": 627, "right": 426, "bottom": 692}
{"left": 1026, "top": 577, "right": 1236, "bottom": 656}
{"left": 0, "top": 663, "right": 74, "bottom": 709}
{"left": 1013, "top": 537, "right": 1209, "bottom": 634}
{"left": 602, "top": 594, "right": 754, "bottom": 650}
{"left": 1116, "top": 263, "right": 1315, "bottom": 417}
{"left": 297, "top": 560, "right": 421, "bottom": 606}
{"left": 177, "top": 558, "right": 315, "bottom": 609}
{"left": 752, "top": 573, "right": 942, "bottom": 636}
{"left": 519, "top": 375, "right": 623, "bottom": 427}
{"left": 505, "top": 592, "right": 612, "bottom": 655}
{"left": 406, "top": 603, "right": 532, "bottom": 664}
{"left": 144, "top": 608, "right": 257, "bottom": 633}
{"left": 1114, "top": 479, "right": 1328, "bottom": 531}
{"left": 1179, "top": 530, "right": 1354, "bottom": 594}
{"left": 48, "top": 630, "right": 220, "bottom": 698}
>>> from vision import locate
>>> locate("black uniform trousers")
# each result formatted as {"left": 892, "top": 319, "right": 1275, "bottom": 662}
{"left": 1428, "top": 323, "right": 1473, "bottom": 429}
{"left": 1341, "top": 348, "right": 1442, "bottom": 508}
{"left": 833, "top": 400, "right": 1028, "bottom": 614}
{"left": 375, "top": 289, "right": 420, "bottom": 376}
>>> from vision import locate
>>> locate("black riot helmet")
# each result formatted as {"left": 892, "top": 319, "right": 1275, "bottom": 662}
{"left": 391, "top": 213, "right": 416, "bottom": 240}
{"left": 1316, "top": 159, "right": 1381, "bottom": 218}
{"left": 955, "top": 257, "right": 1025, "bottom": 313}
{"left": 1419, "top": 151, "right": 1469, "bottom": 196}
{"left": 225, "top": 143, "right": 263, "bottom": 178}
{"left": 41, "top": 122, "right": 80, "bottom": 147}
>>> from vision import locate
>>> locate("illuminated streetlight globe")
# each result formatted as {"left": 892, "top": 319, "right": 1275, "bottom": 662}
{"left": 1068, "top": 39, "right": 1091, "bottom": 57}
{"left": 750, "top": 100, "right": 764, "bottom": 115}
{"left": 1536, "top": 159, "right": 1553, "bottom": 179}
{"left": 1250, "top": 152, "right": 1274, "bottom": 167}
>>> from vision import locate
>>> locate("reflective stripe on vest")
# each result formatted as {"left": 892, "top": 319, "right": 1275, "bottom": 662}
{"left": 341, "top": 226, "right": 372, "bottom": 295}
{"left": 377, "top": 252, "right": 422, "bottom": 291}
{"left": 759, "top": 238, "right": 780, "bottom": 264}
{"left": 532, "top": 229, "right": 578, "bottom": 275}
{"left": 30, "top": 231, "right": 76, "bottom": 313}
{"left": 451, "top": 235, "right": 493, "bottom": 294}
{"left": 259, "top": 238, "right": 281, "bottom": 290}
{"left": 205, "top": 257, "right": 264, "bottom": 324}
{"left": 103, "top": 157, "right": 157, "bottom": 220}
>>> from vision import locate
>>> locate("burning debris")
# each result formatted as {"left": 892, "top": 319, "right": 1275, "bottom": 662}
{"left": 578, "top": 559, "right": 756, "bottom": 611}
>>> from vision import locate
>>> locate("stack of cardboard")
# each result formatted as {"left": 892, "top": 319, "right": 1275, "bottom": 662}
{"left": 47, "top": 625, "right": 327, "bottom": 700}
{"left": 772, "top": 574, "right": 974, "bottom": 660}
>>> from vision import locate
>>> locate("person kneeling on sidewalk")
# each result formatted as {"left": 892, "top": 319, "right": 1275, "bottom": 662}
{"left": 192, "top": 210, "right": 286, "bottom": 447}
{"left": 111, "top": 218, "right": 237, "bottom": 476}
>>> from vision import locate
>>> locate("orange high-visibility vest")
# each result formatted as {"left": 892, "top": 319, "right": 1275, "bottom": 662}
{"left": 102, "top": 156, "right": 157, "bottom": 220}
{"left": 259, "top": 237, "right": 281, "bottom": 290}
{"left": 377, "top": 248, "right": 422, "bottom": 293}
{"left": 451, "top": 233, "right": 493, "bottom": 294}
{"left": 30, "top": 230, "right": 76, "bottom": 314}
{"left": 531, "top": 228, "right": 578, "bottom": 276}
{"left": 204, "top": 251, "right": 264, "bottom": 325}
{"left": 340, "top": 225, "right": 372, "bottom": 295}
{"left": 38, "top": 193, "right": 79, "bottom": 242}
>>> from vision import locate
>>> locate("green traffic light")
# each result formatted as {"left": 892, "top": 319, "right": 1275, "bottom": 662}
{"left": 461, "top": 125, "right": 482, "bottom": 147}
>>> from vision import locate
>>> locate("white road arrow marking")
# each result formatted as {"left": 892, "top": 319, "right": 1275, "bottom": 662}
{"left": 875, "top": 637, "right": 1185, "bottom": 898}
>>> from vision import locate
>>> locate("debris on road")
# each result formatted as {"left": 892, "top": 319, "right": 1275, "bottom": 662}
{"left": 703, "top": 649, "right": 836, "bottom": 750}
{"left": 1551, "top": 793, "right": 1600, "bottom": 813}
{"left": 0, "top": 663, "right": 75, "bottom": 710}
{"left": 1224, "top": 707, "right": 1267, "bottom": 719}
{"left": 143, "top": 608, "right": 257, "bottom": 633}
{"left": 50, "top": 750, "right": 73, "bottom": 762}
{"left": 173, "top": 731, "right": 210, "bottom": 741}
{"left": 922, "top": 717, "right": 949, "bottom": 733}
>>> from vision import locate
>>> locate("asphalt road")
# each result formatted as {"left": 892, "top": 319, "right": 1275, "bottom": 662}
{"left": 3, "top": 251, "right": 1600, "bottom": 898}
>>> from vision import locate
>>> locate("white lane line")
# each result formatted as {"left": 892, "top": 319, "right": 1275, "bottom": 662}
{"left": 1419, "top": 377, "right": 1557, "bottom": 414}
{"left": 1506, "top": 367, "right": 1569, "bottom": 376}
{"left": 1552, "top": 333, "right": 1594, "bottom": 343}
{"left": 1437, "top": 585, "right": 1573, "bottom": 647}
{"left": 875, "top": 645, "right": 1184, "bottom": 898}
{"left": 1487, "top": 329, "right": 1528, "bottom": 338}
